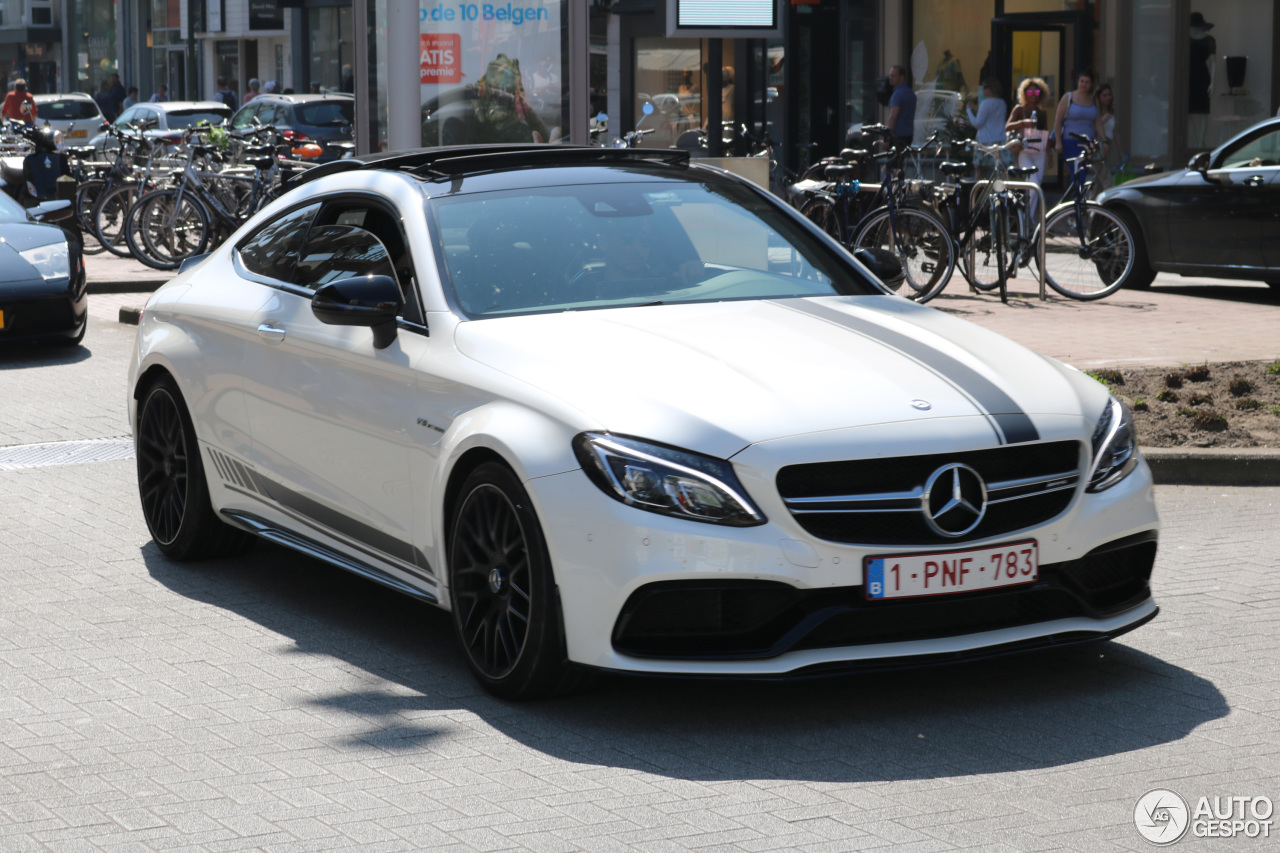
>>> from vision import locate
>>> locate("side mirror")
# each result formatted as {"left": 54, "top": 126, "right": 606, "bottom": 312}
{"left": 311, "top": 274, "right": 403, "bottom": 349}
{"left": 853, "top": 247, "right": 906, "bottom": 288}
{"left": 30, "top": 199, "right": 73, "bottom": 222}
{"left": 1188, "top": 150, "right": 1220, "bottom": 184}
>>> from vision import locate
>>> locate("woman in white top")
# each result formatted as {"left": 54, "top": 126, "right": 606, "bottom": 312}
{"left": 1094, "top": 84, "right": 1118, "bottom": 190}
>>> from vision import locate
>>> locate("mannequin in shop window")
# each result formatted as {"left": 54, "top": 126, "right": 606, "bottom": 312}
{"left": 1189, "top": 12, "right": 1216, "bottom": 148}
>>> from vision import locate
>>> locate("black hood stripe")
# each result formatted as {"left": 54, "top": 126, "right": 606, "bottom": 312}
{"left": 775, "top": 299, "right": 1039, "bottom": 445}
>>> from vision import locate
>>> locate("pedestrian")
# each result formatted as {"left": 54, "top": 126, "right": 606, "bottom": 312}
{"left": 263, "top": 80, "right": 278, "bottom": 95}
{"left": 965, "top": 77, "right": 1007, "bottom": 176}
{"left": 108, "top": 73, "right": 127, "bottom": 117}
{"left": 1093, "top": 83, "right": 1118, "bottom": 190}
{"left": 1053, "top": 68, "right": 1108, "bottom": 183}
{"left": 122, "top": 86, "right": 139, "bottom": 110}
{"left": 214, "top": 76, "right": 237, "bottom": 110}
{"left": 149, "top": 84, "right": 168, "bottom": 103}
{"left": 885, "top": 64, "right": 916, "bottom": 148}
{"left": 1006, "top": 77, "right": 1051, "bottom": 185}
{"left": 94, "top": 78, "right": 116, "bottom": 121}
{"left": 244, "top": 78, "right": 260, "bottom": 104}
{"left": 1, "top": 78, "right": 37, "bottom": 124}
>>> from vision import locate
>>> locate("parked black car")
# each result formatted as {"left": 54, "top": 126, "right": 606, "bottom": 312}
{"left": 1099, "top": 117, "right": 1280, "bottom": 289}
{"left": 0, "top": 194, "right": 86, "bottom": 346}
{"left": 230, "top": 94, "right": 354, "bottom": 162}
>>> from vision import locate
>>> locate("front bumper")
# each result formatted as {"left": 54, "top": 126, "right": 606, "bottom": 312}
{"left": 0, "top": 277, "right": 86, "bottom": 343}
{"left": 529, "top": 449, "right": 1160, "bottom": 675}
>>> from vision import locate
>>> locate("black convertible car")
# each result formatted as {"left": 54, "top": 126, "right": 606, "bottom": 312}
{"left": 1099, "top": 117, "right": 1280, "bottom": 289}
{"left": 0, "top": 195, "right": 86, "bottom": 346}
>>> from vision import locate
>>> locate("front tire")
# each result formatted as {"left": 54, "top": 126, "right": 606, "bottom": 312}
{"left": 136, "top": 376, "right": 252, "bottom": 560}
{"left": 1114, "top": 207, "right": 1156, "bottom": 289}
{"left": 1040, "top": 203, "right": 1134, "bottom": 300}
{"left": 448, "top": 462, "right": 578, "bottom": 699}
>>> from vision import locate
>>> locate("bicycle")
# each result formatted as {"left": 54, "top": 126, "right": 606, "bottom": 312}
{"left": 1030, "top": 132, "right": 1135, "bottom": 300}
{"left": 931, "top": 136, "right": 1044, "bottom": 303}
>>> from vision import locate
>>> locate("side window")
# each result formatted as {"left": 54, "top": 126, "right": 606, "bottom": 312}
{"left": 138, "top": 108, "right": 160, "bottom": 130}
{"left": 237, "top": 203, "right": 320, "bottom": 282}
{"left": 231, "top": 104, "right": 258, "bottom": 130}
{"left": 292, "top": 225, "right": 397, "bottom": 290}
{"left": 1221, "top": 129, "right": 1280, "bottom": 169}
{"left": 309, "top": 200, "right": 424, "bottom": 324}
{"left": 114, "top": 107, "right": 138, "bottom": 127}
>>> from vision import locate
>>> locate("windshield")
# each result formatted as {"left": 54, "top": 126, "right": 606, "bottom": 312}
{"left": 295, "top": 101, "right": 354, "bottom": 127}
{"left": 38, "top": 99, "right": 100, "bottom": 120}
{"left": 430, "top": 179, "right": 881, "bottom": 318}
{"left": 167, "top": 110, "right": 230, "bottom": 129}
{"left": 0, "top": 191, "right": 28, "bottom": 222}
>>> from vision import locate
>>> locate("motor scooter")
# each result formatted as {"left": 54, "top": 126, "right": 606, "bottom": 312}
{"left": 0, "top": 119, "right": 69, "bottom": 208}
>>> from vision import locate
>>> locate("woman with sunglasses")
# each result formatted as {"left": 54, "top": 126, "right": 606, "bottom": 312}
{"left": 1005, "top": 77, "right": 1051, "bottom": 185}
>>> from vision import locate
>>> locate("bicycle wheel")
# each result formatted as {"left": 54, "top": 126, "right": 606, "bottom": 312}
{"left": 125, "top": 190, "right": 211, "bottom": 271}
{"left": 93, "top": 184, "right": 140, "bottom": 258}
{"left": 800, "top": 194, "right": 844, "bottom": 243}
{"left": 993, "top": 197, "right": 1009, "bottom": 303}
{"left": 74, "top": 179, "right": 108, "bottom": 254}
{"left": 1039, "top": 202, "right": 1134, "bottom": 300}
{"left": 853, "top": 207, "right": 956, "bottom": 303}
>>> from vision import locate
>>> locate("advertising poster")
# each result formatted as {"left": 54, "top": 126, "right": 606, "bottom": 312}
{"left": 419, "top": 1, "right": 565, "bottom": 146}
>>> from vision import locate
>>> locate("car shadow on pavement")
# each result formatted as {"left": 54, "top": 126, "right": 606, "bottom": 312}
{"left": 0, "top": 343, "right": 92, "bottom": 369}
{"left": 145, "top": 540, "right": 1228, "bottom": 784}
{"left": 1145, "top": 283, "right": 1280, "bottom": 305}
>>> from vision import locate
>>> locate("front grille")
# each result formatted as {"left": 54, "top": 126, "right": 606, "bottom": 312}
{"left": 612, "top": 533, "right": 1155, "bottom": 660}
{"left": 777, "top": 441, "right": 1082, "bottom": 546}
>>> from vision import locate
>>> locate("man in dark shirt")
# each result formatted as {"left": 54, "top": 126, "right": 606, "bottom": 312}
{"left": 108, "top": 73, "right": 127, "bottom": 118}
{"left": 886, "top": 65, "right": 916, "bottom": 149}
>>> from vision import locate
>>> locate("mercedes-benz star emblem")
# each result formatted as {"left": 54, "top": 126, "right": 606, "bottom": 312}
{"left": 921, "top": 463, "right": 988, "bottom": 537}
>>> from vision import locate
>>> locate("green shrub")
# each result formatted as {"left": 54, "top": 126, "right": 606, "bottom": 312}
{"left": 1187, "top": 392, "right": 1213, "bottom": 406}
{"left": 1235, "top": 398, "right": 1262, "bottom": 410}
{"left": 1088, "top": 368, "right": 1124, "bottom": 386}
{"left": 1191, "top": 409, "right": 1228, "bottom": 431}
{"left": 1157, "top": 389, "right": 1180, "bottom": 403}
{"left": 1164, "top": 373, "right": 1184, "bottom": 389}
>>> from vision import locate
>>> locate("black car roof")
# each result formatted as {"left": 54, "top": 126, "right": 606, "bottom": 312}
{"left": 285, "top": 145, "right": 691, "bottom": 191}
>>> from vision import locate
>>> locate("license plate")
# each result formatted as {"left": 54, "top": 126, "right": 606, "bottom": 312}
{"left": 865, "top": 540, "right": 1037, "bottom": 600}
{"left": 67, "top": 130, "right": 87, "bottom": 138}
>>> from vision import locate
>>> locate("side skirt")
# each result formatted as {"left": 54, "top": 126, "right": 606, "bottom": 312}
{"left": 221, "top": 509, "right": 439, "bottom": 605}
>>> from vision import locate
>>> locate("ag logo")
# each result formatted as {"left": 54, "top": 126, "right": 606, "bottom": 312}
{"left": 1135, "top": 789, "right": 1190, "bottom": 845}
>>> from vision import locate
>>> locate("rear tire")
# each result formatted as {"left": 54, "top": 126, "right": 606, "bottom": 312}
{"left": 93, "top": 184, "right": 139, "bottom": 258}
{"left": 136, "top": 375, "right": 253, "bottom": 560}
{"left": 853, "top": 207, "right": 956, "bottom": 303}
{"left": 448, "top": 462, "right": 579, "bottom": 699}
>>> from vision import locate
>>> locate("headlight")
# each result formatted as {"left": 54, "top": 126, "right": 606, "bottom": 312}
{"left": 572, "top": 433, "right": 766, "bottom": 526}
{"left": 19, "top": 242, "right": 70, "bottom": 280}
{"left": 1086, "top": 396, "right": 1138, "bottom": 492}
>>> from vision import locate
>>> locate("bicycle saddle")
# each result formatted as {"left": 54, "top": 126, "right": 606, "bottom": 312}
{"left": 1008, "top": 166, "right": 1039, "bottom": 180}
{"left": 824, "top": 164, "right": 858, "bottom": 180}
{"left": 839, "top": 148, "right": 872, "bottom": 162}
{"left": 242, "top": 145, "right": 274, "bottom": 158}
{"left": 245, "top": 156, "right": 275, "bottom": 170}
{"left": 939, "top": 161, "right": 970, "bottom": 176}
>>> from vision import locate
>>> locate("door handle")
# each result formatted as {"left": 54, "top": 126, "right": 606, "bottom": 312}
{"left": 257, "top": 323, "right": 286, "bottom": 343}
{"left": 1243, "top": 174, "right": 1266, "bottom": 187}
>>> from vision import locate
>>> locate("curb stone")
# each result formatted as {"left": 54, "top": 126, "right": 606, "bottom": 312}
{"left": 1141, "top": 446, "right": 1280, "bottom": 486}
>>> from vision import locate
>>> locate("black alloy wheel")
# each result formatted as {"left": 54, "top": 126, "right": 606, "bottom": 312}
{"left": 448, "top": 462, "right": 578, "bottom": 699}
{"left": 136, "top": 376, "right": 251, "bottom": 560}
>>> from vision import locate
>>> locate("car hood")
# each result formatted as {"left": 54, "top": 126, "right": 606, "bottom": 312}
{"left": 453, "top": 296, "right": 1095, "bottom": 458}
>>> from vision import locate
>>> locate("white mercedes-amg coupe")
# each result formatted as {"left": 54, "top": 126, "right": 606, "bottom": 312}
{"left": 129, "top": 145, "right": 1160, "bottom": 698}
